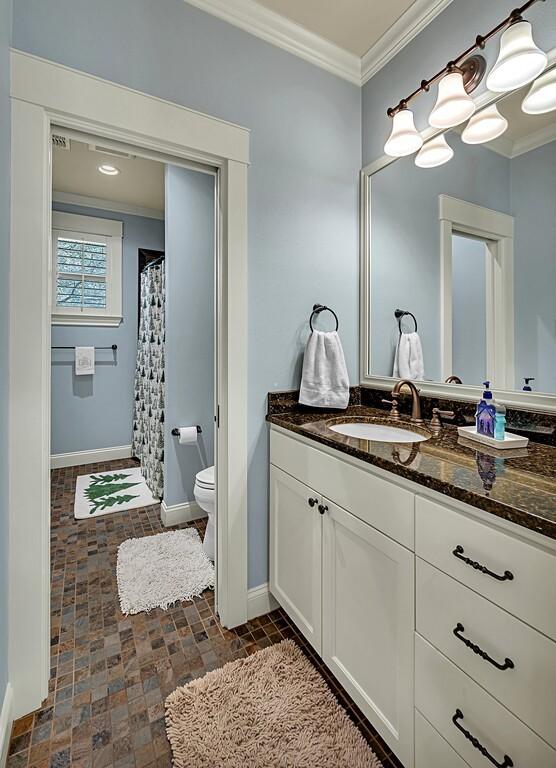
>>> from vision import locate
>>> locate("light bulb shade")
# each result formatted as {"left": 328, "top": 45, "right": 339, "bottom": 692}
{"left": 429, "top": 71, "right": 476, "bottom": 129}
{"left": 486, "top": 20, "right": 547, "bottom": 92}
{"left": 522, "top": 67, "right": 556, "bottom": 114}
{"left": 461, "top": 104, "right": 508, "bottom": 144}
{"left": 415, "top": 134, "right": 454, "bottom": 168}
{"left": 384, "top": 109, "right": 423, "bottom": 157}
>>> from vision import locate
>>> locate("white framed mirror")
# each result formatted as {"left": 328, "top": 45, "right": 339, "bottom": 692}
{"left": 360, "top": 54, "right": 556, "bottom": 413}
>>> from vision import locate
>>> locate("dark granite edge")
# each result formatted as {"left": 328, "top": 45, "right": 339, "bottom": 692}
{"left": 268, "top": 415, "right": 555, "bottom": 539}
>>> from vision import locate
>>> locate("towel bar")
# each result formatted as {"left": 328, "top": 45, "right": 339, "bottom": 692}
{"left": 51, "top": 344, "right": 118, "bottom": 350}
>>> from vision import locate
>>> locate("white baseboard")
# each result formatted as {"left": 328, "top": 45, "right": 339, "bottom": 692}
{"left": 247, "top": 583, "right": 279, "bottom": 620}
{"left": 0, "top": 683, "right": 13, "bottom": 768}
{"left": 161, "top": 500, "right": 207, "bottom": 527}
{"left": 50, "top": 444, "right": 133, "bottom": 469}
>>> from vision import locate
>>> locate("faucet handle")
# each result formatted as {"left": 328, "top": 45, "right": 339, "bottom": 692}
{"left": 382, "top": 398, "right": 401, "bottom": 421}
{"left": 430, "top": 408, "right": 455, "bottom": 431}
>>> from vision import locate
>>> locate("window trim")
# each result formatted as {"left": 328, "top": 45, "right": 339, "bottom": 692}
{"left": 52, "top": 211, "right": 123, "bottom": 326}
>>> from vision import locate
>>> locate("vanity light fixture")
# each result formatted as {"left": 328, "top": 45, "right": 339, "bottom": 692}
{"left": 384, "top": 0, "right": 547, "bottom": 157}
{"left": 462, "top": 104, "right": 508, "bottom": 144}
{"left": 486, "top": 19, "right": 547, "bottom": 92}
{"left": 428, "top": 67, "right": 476, "bottom": 129}
{"left": 98, "top": 164, "right": 120, "bottom": 176}
{"left": 415, "top": 133, "right": 453, "bottom": 168}
{"left": 383, "top": 107, "right": 423, "bottom": 157}
{"left": 522, "top": 66, "right": 556, "bottom": 113}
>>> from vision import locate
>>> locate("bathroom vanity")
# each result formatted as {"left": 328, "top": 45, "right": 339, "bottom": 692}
{"left": 267, "top": 397, "right": 556, "bottom": 768}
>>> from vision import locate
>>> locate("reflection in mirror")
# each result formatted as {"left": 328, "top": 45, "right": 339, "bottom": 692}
{"left": 452, "top": 234, "right": 487, "bottom": 385}
{"left": 366, "top": 75, "right": 556, "bottom": 396}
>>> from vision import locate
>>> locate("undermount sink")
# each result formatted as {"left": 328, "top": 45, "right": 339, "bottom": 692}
{"left": 329, "top": 422, "right": 429, "bottom": 443}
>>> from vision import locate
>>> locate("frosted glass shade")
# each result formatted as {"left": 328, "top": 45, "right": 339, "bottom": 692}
{"left": 486, "top": 20, "right": 547, "bottom": 92}
{"left": 462, "top": 104, "right": 508, "bottom": 144}
{"left": 522, "top": 67, "right": 556, "bottom": 114}
{"left": 415, "top": 134, "right": 454, "bottom": 168}
{"left": 384, "top": 109, "right": 423, "bottom": 157}
{"left": 429, "top": 71, "right": 476, "bottom": 129}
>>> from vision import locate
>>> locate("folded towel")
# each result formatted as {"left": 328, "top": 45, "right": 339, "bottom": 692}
{"left": 393, "top": 332, "right": 424, "bottom": 381}
{"left": 75, "top": 346, "right": 95, "bottom": 376}
{"left": 299, "top": 330, "right": 350, "bottom": 409}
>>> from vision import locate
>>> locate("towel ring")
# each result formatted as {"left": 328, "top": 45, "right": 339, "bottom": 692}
{"left": 310, "top": 304, "right": 339, "bottom": 332}
{"left": 394, "top": 308, "right": 417, "bottom": 335}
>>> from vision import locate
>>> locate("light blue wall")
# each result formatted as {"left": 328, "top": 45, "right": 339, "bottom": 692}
{"left": 13, "top": 0, "right": 361, "bottom": 588}
{"left": 0, "top": 0, "right": 12, "bottom": 708}
{"left": 164, "top": 166, "right": 215, "bottom": 507}
{"left": 370, "top": 134, "right": 510, "bottom": 380}
{"left": 362, "top": 0, "right": 556, "bottom": 166}
{"left": 511, "top": 141, "right": 556, "bottom": 394}
{"left": 452, "top": 234, "right": 486, "bottom": 386}
{"left": 51, "top": 203, "right": 165, "bottom": 454}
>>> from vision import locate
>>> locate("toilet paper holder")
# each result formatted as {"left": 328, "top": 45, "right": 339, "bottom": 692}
{"left": 171, "top": 425, "right": 202, "bottom": 437}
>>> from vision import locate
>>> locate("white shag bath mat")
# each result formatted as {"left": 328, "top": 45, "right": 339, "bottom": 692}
{"left": 74, "top": 466, "right": 158, "bottom": 520}
{"left": 117, "top": 529, "right": 215, "bottom": 615}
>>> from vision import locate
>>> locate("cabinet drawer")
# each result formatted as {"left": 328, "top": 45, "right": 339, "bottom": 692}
{"left": 415, "top": 710, "right": 469, "bottom": 768}
{"left": 270, "top": 428, "right": 414, "bottom": 549}
{"left": 415, "top": 634, "right": 556, "bottom": 768}
{"left": 417, "top": 558, "right": 556, "bottom": 746}
{"left": 415, "top": 496, "right": 556, "bottom": 640}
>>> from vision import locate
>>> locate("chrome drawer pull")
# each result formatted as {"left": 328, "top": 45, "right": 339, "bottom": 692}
{"left": 452, "top": 709, "right": 513, "bottom": 768}
{"left": 453, "top": 623, "right": 514, "bottom": 671}
{"left": 453, "top": 545, "right": 514, "bottom": 582}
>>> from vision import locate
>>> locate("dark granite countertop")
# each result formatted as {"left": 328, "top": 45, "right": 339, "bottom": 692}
{"left": 267, "top": 402, "right": 556, "bottom": 540}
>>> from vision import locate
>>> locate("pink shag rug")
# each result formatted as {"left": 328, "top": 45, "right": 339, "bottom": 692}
{"left": 165, "top": 639, "right": 382, "bottom": 768}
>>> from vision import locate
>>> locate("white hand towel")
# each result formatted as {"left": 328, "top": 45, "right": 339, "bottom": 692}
{"left": 299, "top": 330, "right": 350, "bottom": 409}
{"left": 393, "top": 332, "right": 424, "bottom": 381}
{"left": 75, "top": 346, "right": 95, "bottom": 376}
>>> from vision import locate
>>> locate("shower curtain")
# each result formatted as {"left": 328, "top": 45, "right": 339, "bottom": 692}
{"left": 132, "top": 263, "right": 165, "bottom": 499}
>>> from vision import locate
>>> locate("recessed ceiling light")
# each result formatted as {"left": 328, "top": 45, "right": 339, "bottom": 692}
{"left": 98, "top": 164, "right": 120, "bottom": 176}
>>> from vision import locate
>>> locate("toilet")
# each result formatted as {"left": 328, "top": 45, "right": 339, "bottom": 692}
{"left": 193, "top": 465, "right": 215, "bottom": 560}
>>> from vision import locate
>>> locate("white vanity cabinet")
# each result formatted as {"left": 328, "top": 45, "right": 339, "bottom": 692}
{"left": 269, "top": 465, "right": 322, "bottom": 652}
{"left": 270, "top": 428, "right": 415, "bottom": 767}
{"left": 269, "top": 425, "right": 556, "bottom": 768}
{"left": 322, "top": 499, "right": 414, "bottom": 765}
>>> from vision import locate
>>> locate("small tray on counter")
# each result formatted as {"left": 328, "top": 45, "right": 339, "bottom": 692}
{"left": 457, "top": 425, "right": 529, "bottom": 450}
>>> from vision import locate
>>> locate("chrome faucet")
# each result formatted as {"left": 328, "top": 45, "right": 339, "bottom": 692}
{"left": 391, "top": 379, "right": 424, "bottom": 424}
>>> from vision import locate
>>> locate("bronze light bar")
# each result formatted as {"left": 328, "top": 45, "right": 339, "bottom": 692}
{"left": 386, "top": 0, "right": 546, "bottom": 118}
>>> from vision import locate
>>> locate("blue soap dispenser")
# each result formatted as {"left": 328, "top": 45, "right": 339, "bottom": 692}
{"left": 475, "top": 381, "right": 496, "bottom": 438}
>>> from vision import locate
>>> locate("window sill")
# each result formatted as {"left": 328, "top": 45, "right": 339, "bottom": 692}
{"left": 51, "top": 314, "right": 123, "bottom": 327}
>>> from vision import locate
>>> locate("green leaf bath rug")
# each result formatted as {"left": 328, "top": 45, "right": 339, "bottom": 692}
{"left": 74, "top": 466, "right": 158, "bottom": 519}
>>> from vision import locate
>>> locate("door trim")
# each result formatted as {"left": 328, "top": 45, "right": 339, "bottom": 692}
{"left": 9, "top": 49, "right": 249, "bottom": 719}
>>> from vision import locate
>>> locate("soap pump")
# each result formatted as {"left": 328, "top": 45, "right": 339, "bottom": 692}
{"left": 523, "top": 377, "right": 535, "bottom": 392}
{"left": 475, "top": 381, "right": 496, "bottom": 438}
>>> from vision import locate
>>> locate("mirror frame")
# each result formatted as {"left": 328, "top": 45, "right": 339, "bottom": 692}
{"left": 360, "top": 50, "right": 556, "bottom": 414}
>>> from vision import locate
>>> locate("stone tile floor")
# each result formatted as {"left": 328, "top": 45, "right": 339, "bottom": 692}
{"left": 7, "top": 458, "right": 403, "bottom": 768}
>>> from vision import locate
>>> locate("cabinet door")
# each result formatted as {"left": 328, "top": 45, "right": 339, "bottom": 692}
{"left": 269, "top": 465, "right": 322, "bottom": 652}
{"left": 322, "top": 500, "right": 415, "bottom": 767}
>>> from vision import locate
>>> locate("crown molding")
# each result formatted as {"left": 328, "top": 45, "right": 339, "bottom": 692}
{"left": 184, "top": 0, "right": 455, "bottom": 87}
{"left": 52, "top": 190, "right": 165, "bottom": 220}
{"left": 184, "top": 0, "right": 361, "bottom": 84}
{"left": 361, "top": 0, "right": 454, "bottom": 85}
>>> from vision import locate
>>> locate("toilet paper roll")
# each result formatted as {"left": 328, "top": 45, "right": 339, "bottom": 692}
{"left": 177, "top": 426, "right": 198, "bottom": 445}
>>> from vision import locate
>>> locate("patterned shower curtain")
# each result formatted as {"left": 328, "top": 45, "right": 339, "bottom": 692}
{"left": 132, "top": 264, "right": 165, "bottom": 499}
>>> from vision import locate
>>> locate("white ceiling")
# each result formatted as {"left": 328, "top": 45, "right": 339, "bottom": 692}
{"left": 255, "top": 0, "right": 417, "bottom": 57}
{"left": 52, "top": 138, "right": 165, "bottom": 213}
